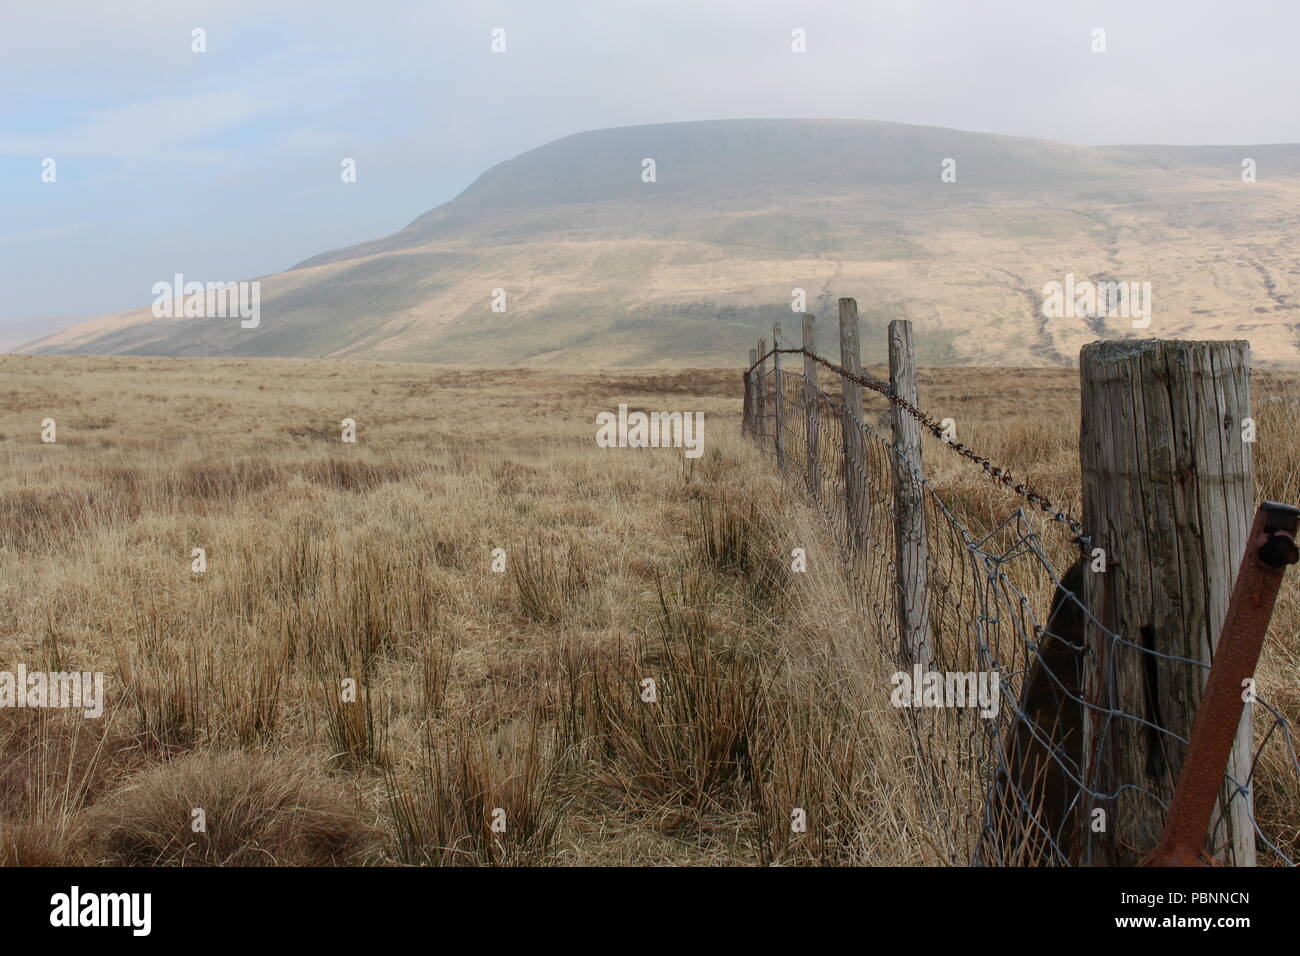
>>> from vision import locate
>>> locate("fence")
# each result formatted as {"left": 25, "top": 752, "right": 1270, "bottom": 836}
{"left": 741, "top": 299, "right": 1300, "bottom": 866}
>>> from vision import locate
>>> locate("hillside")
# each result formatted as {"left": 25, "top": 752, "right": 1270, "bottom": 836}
{"left": 21, "top": 119, "right": 1300, "bottom": 366}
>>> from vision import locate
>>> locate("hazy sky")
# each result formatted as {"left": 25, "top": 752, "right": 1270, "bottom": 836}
{"left": 2, "top": 0, "right": 1297, "bottom": 327}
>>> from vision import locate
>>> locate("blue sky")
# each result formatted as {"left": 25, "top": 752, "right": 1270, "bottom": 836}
{"left": 3, "top": 0, "right": 1298, "bottom": 330}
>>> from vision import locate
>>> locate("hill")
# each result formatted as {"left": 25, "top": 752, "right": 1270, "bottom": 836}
{"left": 21, "top": 119, "right": 1300, "bottom": 366}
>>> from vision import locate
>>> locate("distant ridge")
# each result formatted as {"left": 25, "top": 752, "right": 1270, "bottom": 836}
{"left": 23, "top": 119, "right": 1300, "bottom": 366}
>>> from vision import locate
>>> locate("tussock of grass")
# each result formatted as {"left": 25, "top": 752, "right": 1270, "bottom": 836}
{"left": 386, "top": 716, "right": 563, "bottom": 866}
{"left": 511, "top": 541, "right": 588, "bottom": 625}
{"left": 696, "top": 496, "right": 787, "bottom": 606}
{"left": 558, "top": 630, "right": 766, "bottom": 813}
{"left": 89, "top": 751, "right": 371, "bottom": 866}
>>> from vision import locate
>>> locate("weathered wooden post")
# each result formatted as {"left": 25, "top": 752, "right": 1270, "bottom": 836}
{"left": 838, "top": 298, "right": 867, "bottom": 551}
{"left": 772, "top": 322, "right": 786, "bottom": 472}
{"left": 1078, "top": 339, "right": 1255, "bottom": 867}
{"left": 802, "top": 314, "right": 820, "bottom": 498}
{"left": 755, "top": 338, "right": 767, "bottom": 439}
{"left": 744, "top": 347, "right": 758, "bottom": 436}
{"left": 888, "top": 319, "right": 932, "bottom": 667}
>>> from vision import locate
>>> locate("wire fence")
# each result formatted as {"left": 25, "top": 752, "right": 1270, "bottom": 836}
{"left": 743, "top": 336, "right": 1300, "bottom": 867}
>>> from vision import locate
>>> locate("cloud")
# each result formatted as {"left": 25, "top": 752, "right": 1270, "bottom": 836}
{"left": 0, "top": 89, "right": 280, "bottom": 160}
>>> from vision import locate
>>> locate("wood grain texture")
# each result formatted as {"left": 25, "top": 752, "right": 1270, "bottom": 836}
{"left": 802, "top": 313, "right": 820, "bottom": 499}
{"left": 772, "top": 323, "right": 786, "bottom": 472}
{"left": 888, "top": 319, "right": 932, "bottom": 667}
{"left": 1078, "top": 339, "right": 1254, "bottom": 866}
{"left": 744, "top": 347, "right": 757, "bottom": 436}
{"left": 838, "top": 298, "right": 867, "bottom": 552}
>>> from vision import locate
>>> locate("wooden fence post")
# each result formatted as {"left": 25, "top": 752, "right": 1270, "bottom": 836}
{"left": 802, "top": 314, "right": 820, "bottom": 498}
{"left": 755, "top": 338, "right": 767, "bottom": 439}
{"left": 888, "top": 319, "right": 932, "bottom": 667}
{"left": 772, "top": 322, "right": 786, "bottom": 472}
{"left": 838, "top": 298, "right": 867, "bottom": 551}
{"left": 1078, "top": 339, "right": 1255, "bottom": 867}
{"left": 744, "top": 347, "right": 757, "bottom": 436}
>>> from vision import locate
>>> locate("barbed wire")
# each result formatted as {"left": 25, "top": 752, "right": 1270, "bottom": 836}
{"left": 749, "top": 346, "right": 1089, "bottom": 555}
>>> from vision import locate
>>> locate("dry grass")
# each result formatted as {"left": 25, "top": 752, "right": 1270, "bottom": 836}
{"left": 88, "top": 750, "right": 370, "bottom": 866}
{"left": 0, "top": 354, "right": 1295, "bottom": 866}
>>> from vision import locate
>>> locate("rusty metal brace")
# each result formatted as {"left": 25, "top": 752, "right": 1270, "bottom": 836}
{"left": 1141, "top": 501, "right": 1300, "bottom": 867}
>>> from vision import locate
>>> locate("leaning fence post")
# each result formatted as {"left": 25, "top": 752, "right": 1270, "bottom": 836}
{"left": 755, "top": 338, "right": 767, "bottom": 439}
{"left": 772, "top": 322, "right": 786, "bottom": 472}
{"left": 1078, "top": 339, "right": 1255, "bottom": 867}
{"left": 888, "top": 319, "right": 931, "bottom": 667}
{"left": 802, "top": 314, "right": 820, "bottom": 498}
{"left": 838, "top": 298, "right": 867, "bottom": 551}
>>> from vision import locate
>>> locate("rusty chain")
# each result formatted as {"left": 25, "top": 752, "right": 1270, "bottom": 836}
{"left": 747, "top": 345, "right": 1090, "bottom": 554}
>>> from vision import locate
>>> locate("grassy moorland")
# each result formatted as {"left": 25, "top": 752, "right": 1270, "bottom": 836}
{"left": 0, "top": 355, "right": 1296, "bottom": 865}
